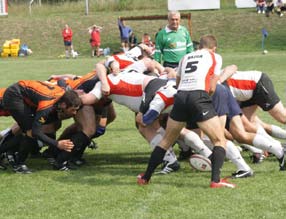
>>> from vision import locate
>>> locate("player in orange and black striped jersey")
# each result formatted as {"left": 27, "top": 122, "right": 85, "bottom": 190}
{"left": 46, "top": 72, "right": 116, "bottom": 166}
{"left": 2, "top": 80, "right": 82, "bottom": 173}
{"left": 0, "top": 88, "right": 10, "bottom": 117}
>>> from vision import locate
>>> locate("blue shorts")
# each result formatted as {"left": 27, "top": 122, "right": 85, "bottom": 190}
{"left": 211, "top": 84, "right": 229, "bottom": 117}
{"left": 64, "top": 41, "right": 72, "bottom": 46}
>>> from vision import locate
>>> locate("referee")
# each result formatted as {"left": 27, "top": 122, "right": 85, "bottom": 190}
{"left": 154, "top": 10, "right": 194, "bottom": 68}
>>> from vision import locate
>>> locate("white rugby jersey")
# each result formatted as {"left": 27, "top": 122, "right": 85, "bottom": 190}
{"left": 148, "top": 80, "right": 177, "bottom": 114}
{"left": 89, "top": 70, "right": 156, "bottom": 112}
{"left": 176, "top": 49, "right": 222, "bottom": 92}
{"left": 104, "top": 46, "right": 143, "bottom": 70}
{"left": 226, "top": 70, "right": 262, "bottom": 101}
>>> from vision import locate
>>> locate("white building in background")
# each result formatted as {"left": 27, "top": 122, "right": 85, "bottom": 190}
{"left": 0, "top": 0, "right": 8, "bottom": 16}
{"left": 168, "top": 0, "right": 220, "bottom": 11}
{"left": 235, "top": 0, "right": 256, "bottom": 8}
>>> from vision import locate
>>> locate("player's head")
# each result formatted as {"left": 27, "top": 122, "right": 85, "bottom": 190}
{"left": 57, "top": 90, "right": 81, "bottom": 120}
{"left": 168, "top": 10, "right": 181, "bottom": 31}
{"left": 199, "top": 35, "right": 217, "bottom": 51}
{"left": 109, "top": 61, "right": 120, "bottom": 75}
{"left": 137, "top": 43, "right": 152, "bottom": 57}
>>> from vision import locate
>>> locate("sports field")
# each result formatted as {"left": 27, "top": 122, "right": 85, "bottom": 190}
{"left": 1, "top": 1, "right": 286, "bottom": 219}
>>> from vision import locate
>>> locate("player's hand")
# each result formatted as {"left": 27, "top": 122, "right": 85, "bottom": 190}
{"left": 101, "top": 82, "right": 110, "bottom": 96}
{"left": 57, "top": 139, "right": 74, "bottom": 152}
{"left": 135, "top": 112, "right": 146, "bottom": 127}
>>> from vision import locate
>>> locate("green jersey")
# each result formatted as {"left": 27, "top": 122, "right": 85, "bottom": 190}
{"left": 154, "top": 25, "right": 194, "bottom": 64}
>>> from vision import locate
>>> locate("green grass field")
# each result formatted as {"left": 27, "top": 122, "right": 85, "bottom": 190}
{"left": 1, "top": 1, "right": 286, "bottom": 219}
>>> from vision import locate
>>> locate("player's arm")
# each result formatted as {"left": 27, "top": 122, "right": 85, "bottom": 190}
{"left": 32, "top": 111, "right": 73, "bottom": 151}
{"left": 209, "top": 74, "right": 220, "bottom": 96}
{"left": 95, "top": 61, "right": 111, "bottom": 95}
{"left": 219, "top": 65, "right": 237, "bottom": 83}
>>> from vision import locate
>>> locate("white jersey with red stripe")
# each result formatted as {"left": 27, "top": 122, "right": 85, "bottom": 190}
{"left": 149, "top": 80, "right": 176, "bottom": 114}
{"left": 104, "top": 46, "right": 145, "bottom": 70}
{"left": 89, "top": 70, "right": 156, "bottom": 112}
{"left": 226, "top": 70, "right": 262, "bottom": 101}
{"left": 176, "top": 49, "right": 222, "bottom": 92}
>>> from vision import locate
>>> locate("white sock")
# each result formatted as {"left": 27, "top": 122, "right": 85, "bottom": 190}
{"left": 253, "top": 134, "right": 284, "bottom": 159}
{"left": 226, "top": 141, "right": 251, "bottom": 171}
{"left": 184, "top": 131, "right": 212, "bottom": 158}
{"left": 257, "top": 125, "right": 277, "bottom": 141}
{"left": 271, "top": 125, "right": 286, "bottom": 139}
{"left": 241, "top": 144, "right": 263, "bottom": 154}
{"left": 0, "top": 128, "right": 11, "bottom": 137}
{"left": 65, "top": 50, "right": 69, "bottom": 58}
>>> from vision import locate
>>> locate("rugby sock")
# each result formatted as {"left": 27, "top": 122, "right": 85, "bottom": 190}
{"left": 183, "top": 131, "right": 212, "bottom": 158}
{"left": 0, "top": 134, "right": 22, "bottom": 154}
{"left": 70, "top": 131, "right": 90, "bottom": 160}
{"left": 149, "top": 128, "right": 177, "bottom": 164}
{"left": 56, "top": 131, "right": 90, "bottom": 165}
{"left": 253, "top": 134, "right": 284, "bottom": 159}
{"left": 225, "top": 140, "right": 251, "bottom": 171}
{"left": 240, "top": 144, "right": 264, "bottom": 154}
{"left": 143, "top": 146, "right": 166, "bottom": 181}
{"left": 270, "top": 125, "right": 286, "bottom": 139}
{"left": 0, "top": 128, "right": 12, "bottom": 137}
{"left": 211, "top": 146, "right": 226, "bottom": 183}
{"left": 17, "top": 136, "right": 38, "bottom": 164}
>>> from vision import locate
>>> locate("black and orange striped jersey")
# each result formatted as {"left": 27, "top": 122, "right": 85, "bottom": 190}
{"left": 0, "top": 88, "right": 10, "bottom": 116}
{"left": 49, "top": 71, "right": 99, "bottom": 93}
{"left": 3, "top": 80, "right": 71, "bottom": 147}
{"left": 18, "top": 80, "right": 66, "bottom": 112}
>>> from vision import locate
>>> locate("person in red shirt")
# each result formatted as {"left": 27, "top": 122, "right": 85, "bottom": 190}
{"left": 88, "top": 25, "right": 102, "bottom": 57}
{"left": 62, "top": 24, "right": 75, "bottom": 58}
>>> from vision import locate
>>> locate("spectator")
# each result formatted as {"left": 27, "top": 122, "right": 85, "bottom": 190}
{"left": 256, "top": 0, "right": 266, "bottom": 14}
{"left": 62, "top": 24, "right": 75, "bottom": 58}
{"left": 118, "top": 17, "right": 132, "bottom": 52}
{"left": 154, "top": 11, "right": 194, "bottom": 68}
{"left": 276, "top": 0, "right": 286, "bottom": 17}
{"left": 88, "top": 24, "right": 102, "bottom": 57}
{"left": 265, "top": 0, "right": 274, "bottom": 17}
{"left": 141, "top": 33, "right": 155, "bottom": 53}
{"left": 129, "top": 32, "right": 138, "bottom": 48}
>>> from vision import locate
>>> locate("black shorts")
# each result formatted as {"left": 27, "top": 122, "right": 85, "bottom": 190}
{"left": 139, "top": 78, "right": 167, "bottom": 114}
{"left": 2, "top": 84, "right": 35, "bottom": 132}
{"left": 240, "top": 73, "right": 280, "bottom": 111}
{"left": 170, "top": 90, "right": 217, "bottom": 129}
{"left": 163, "top": 61, "right": 179, "bottom": 69}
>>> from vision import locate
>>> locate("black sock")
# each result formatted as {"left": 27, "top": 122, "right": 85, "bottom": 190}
{"left": 17, "top": 136, "right": 38, "bottom": 164}
{"left": 143, "top": 146, "right": 166, "bottom": 181}
{"left": 70, "top": 131, "right": 90, "bottom": 159}
{"left": 211, "top": 146, "right": 226, "bottom": 183}
{"left": 56, "top": 131, "right": 90, "bottom": 164}
{"left": 0, "top": 135, "right": 22, "bottom": 154}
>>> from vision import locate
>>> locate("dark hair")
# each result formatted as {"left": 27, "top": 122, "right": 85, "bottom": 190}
{"left": 58, "top": 90, "right": 81, "bottom": 108}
